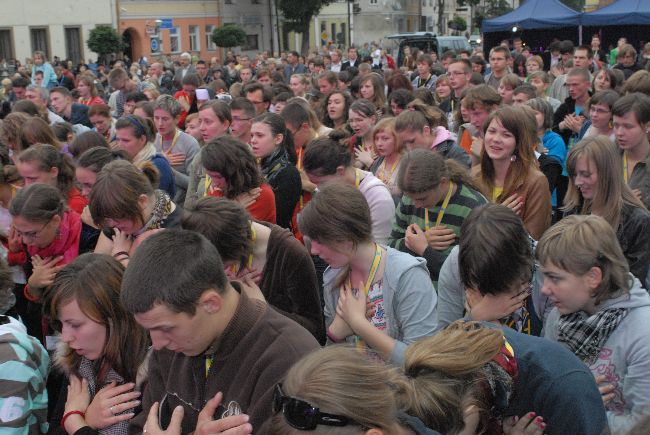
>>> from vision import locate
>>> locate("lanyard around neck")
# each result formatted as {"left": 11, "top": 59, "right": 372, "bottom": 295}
{"left": 424, "top": 181, "right": 454, "bottom": 230}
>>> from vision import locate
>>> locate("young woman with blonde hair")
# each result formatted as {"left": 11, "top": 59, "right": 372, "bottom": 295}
{"left": 563, "top": 135, "right": 650, "bottom": 284}
{"left": 269, "top": 346, "right": 437, "bottom": 434}
{"left": 473, "top": 105, "right": 552, "bottom": 240}
{"left": 368, "top": 117, "right": 404, "bottom": 199}
{"left": 539, "top": 214, "right": 650, "bottom": 433}
{"left": 299, "top": 182, "right": 436, "bottom": 365}
{"left": 76, "top": 74, "right": 104, "bottom": 106}
{"left": 404, "top": 320, "right": 607, "bottom": 435}
{"left": 46, "top": 253, "right": 149, "bottom": 435}
{"left": 394, "top": 100, "right": 470, "bottom": 167}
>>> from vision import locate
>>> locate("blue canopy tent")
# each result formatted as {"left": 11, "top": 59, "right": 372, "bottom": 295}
{"left": 481, "top": 0, "right": 582, "bottom": 53}
{"left": 581, "top": 0, "right": 650, "bottom": 25}
{"left": 482, "top": 0, "right": 582, "bottom": 33}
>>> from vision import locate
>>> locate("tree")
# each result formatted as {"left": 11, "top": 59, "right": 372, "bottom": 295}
{"left": 448, "top": 16, "right": 468, "bottom": 34}
{"left": 277, "top": 0, "right": 332, "bottom": 55}
{"left": 560, "top": 0, "right": 585, "bottom": 11}
{"left": 87, "top": 25, "right": 123, "bottom": 64}
{"left": 211, "top": 24, "right": 247, "bottom": 50}
{"left": 484, "top": 0, "right": 513, "bottom": 17}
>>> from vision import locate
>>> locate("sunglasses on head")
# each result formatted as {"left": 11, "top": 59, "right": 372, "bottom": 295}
{"left": 272, "top": 383, "right": 353, "bottom": 430}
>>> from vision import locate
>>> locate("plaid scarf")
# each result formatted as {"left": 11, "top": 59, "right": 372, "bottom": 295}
{"left": 557, "top": 308, "right": 628, "bottom": 365}
{"left": 78, "top": 357, "right": 129, "bottom": 435}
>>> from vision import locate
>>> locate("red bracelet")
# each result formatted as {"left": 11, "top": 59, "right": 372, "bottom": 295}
{"left": 23, "top": 284, "right": 40, "bottom": 302}
{"left": 327, "top": 329, "right": 343, "bottom": 343}
{"left": 61, "top": 410, "right": 85, "bottom": 429}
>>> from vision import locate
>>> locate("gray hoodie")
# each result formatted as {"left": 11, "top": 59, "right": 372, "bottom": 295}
{"left": 323, "top": 247, "right": 437, "bottom": 366}
{"left": 544, "top": 276, "right": 650, "bottom": 434}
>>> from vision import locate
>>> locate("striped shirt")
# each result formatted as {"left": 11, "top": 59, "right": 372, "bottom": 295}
{"left": 389, "top": 182, "right": 487, "bottom": 284}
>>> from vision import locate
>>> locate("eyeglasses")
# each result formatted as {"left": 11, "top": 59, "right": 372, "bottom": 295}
{"left": 14, "top": 221, "right": 50, "bottom": 240}
{"left": 589, "top": 107, "right": 611, "bottom": 115}
{"left": 231, "top": 116, "right": 252, "bottom": 122}
{"left": 272, "top": 383, "right": 352, "bottom": 430}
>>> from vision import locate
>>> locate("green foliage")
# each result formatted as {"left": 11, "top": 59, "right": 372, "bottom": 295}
{"left": 211, "top": 24, "right": 247, "bottom": 48}
{"left": 484, "top": 0, "right": 513, "bottom": 17}
{"left": 278, "top": 0, "right": 332, "bottom": 34}
{"left": 559, "top": 0, "right": 585, "bottom": 11}
{"left": 449, "top": 16, "right": 468, "bottom": 31}
{"left": 87, "top": 25, "right": 123, "bottom": 59}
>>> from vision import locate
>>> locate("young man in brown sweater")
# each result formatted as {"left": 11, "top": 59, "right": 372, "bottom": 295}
{"left": 121, "top": 230, "right": 319, "bottom": 434}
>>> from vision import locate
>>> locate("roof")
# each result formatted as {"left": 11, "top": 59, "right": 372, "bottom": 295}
{"left": 581, "top": 0, "right": 650, "bottom": 26}
{"left": 482, "top": 0, "right": 581, "bottom": 33}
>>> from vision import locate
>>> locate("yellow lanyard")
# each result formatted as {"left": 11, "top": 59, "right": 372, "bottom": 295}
{"left": 349, "top": 244, "right": 383, "bottom": 349}
{"left": 204, "top": 175, "right": 212, "bottom": 196}
{"left": 355, "top": 168, "right": 362, "bottom": 188}
{"left": 297, "top": 147, "right": 303, "bottom": 171}
{"left": 158, "top": 129, "right": 180, "bottom": 155}
{"left": 229, "top": 223, "right": 256, "bottom": 275}
{"left": 377, "top": 156, "right": 401, "bottom": 185}
{"left": 424, "top": 181, "right": 454, "bottom": 231}
{"left": 623, "top": 152, "right": 629, "bottom": 183}
{"left": 205, "top": 355, "right": 213, "bottom": 378}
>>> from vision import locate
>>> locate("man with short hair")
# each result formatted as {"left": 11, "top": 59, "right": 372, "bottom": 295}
{"left": 25, "top": 85, "right": 65, "bottom": 125}
{"left": 147, "top": 62, "right": 174, "bottom": 94}
{"left": 244, "top": 82, "right": 271, "bottom": 114}
{"left": 550, "top": 44, "right": 590, "bottom": 104}
{"left": 485, "top": 46, "right": 510, "bottom": 90}
{"left": 229, "top": 97, "right": 256, "bottom": 143}
{"left": 173, "top": 52, "right": 196, "bottom": 91}
{"left": 342, "top": 47, "right": 359, "bottom": 71}
{"left": 107, "top": 67, "right": 137, "bottom": 117}
{"left": 512, "top": 83, "right": 537, "bottom": 105}
{"left": 553, "top": 67, "right": 591, "bottom": 148}
{"left": 440, "top": 58, "right": 471, "bottom": 118}
{"left": 122, "top": 230, "right": 319, "bottom": 433}
{"left": 238, "top": 67, "right": 253, "bottom": 85}
{"left": 49, "top": 87, "right": 92, "bottom": 128}
{"left": 10, "top": 76, "right": 30, "bottom": 104}
{"left": 283, "top": 51, "right": 306, "bottom": 82}
{"left": 195, "top": 60, "right": 212, "bottom": 85}
{"left": 329, "top": 49, "right": 343, "bottom": 72}
{"left": 411, "top": 54, "right": 436, "bottom": 90}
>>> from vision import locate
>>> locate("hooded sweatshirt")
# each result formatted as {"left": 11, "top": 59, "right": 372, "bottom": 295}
{"left": 544, "top": 276, "right": 650, "bottom": 434}
{"left": 0, "top": 315, "right": 49, "bottom": 433}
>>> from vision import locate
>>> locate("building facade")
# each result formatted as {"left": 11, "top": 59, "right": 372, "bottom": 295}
{"left": 0, "top": 0, "right": 115, "bottom": 64}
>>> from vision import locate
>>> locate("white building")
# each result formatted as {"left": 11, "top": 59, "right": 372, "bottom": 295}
{"left": 0, "top": 0, "right": 115, "bottom": 64}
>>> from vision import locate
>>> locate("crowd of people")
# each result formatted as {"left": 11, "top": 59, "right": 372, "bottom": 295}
{"left": 0, "top": 33, "right": 650, "bottom": 434}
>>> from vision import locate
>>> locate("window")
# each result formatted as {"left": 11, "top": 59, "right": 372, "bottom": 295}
{"left": 65, "top": 27, "right": 82, "bottom": 64}
{"left": 30, "top": 27, "right": 49, "bottom": 58}
{"left": 0, "top": 29, "right": 13, "bottom": 61}
{"left": 252, "top": 0, "right": 261, "bottom": 3}
{"left": 189, "top": 25, "right": 200, "bottom": 51}
{"left": 169, "top": 27, "right": 181, "bottom": 53}
{"left": 205, "top": 25, "right": 216, "bottom": 51}
{"left": 242, "top": 34, "right": 259, "bottom": 51}
{"left": 225, "top": 0, "right": 233, "bottom": 4}
{"left": 369, "top": 0, "right": 378, "bottom": 4}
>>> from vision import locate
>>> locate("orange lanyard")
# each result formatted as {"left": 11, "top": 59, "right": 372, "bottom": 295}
{"left": 623, "top": 152, "right": 629, "bottom": 183}
{"left": 158, "top": 129, "right": 180, "bottom": 155}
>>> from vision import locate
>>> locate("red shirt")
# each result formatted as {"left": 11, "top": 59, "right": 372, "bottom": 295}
{"left": 67, "top": 187, "right": 88, "bottom": 215}
{"left": 78, "top": 96, "right": 105, "bottom": 106}
{"left": 207, "top": 183, "right": 277, "bottom": 224}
